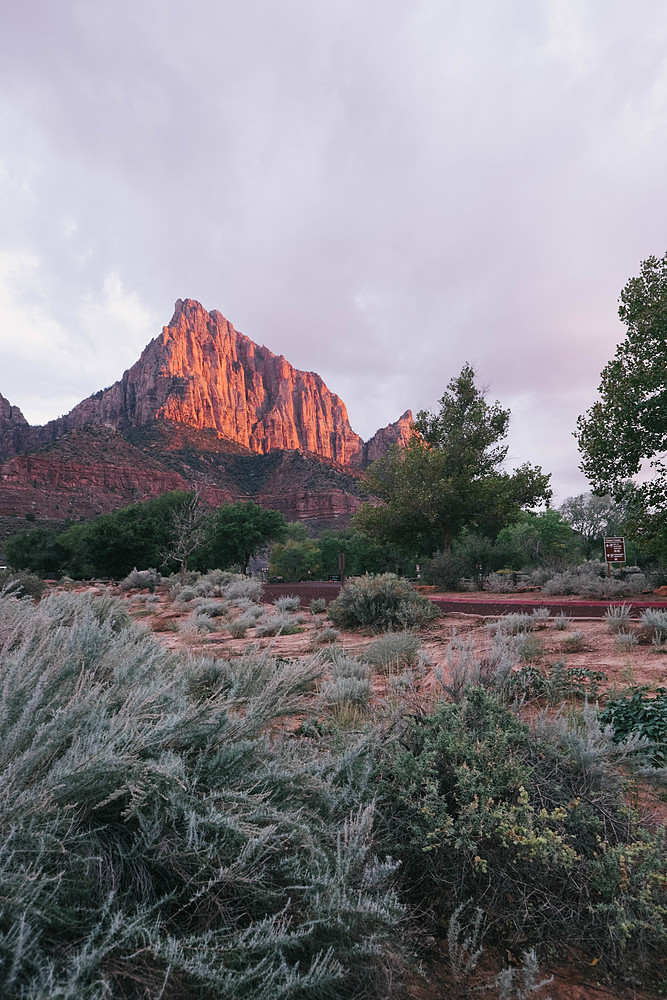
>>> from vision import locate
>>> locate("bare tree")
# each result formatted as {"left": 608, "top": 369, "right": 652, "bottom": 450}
{"left": 160, "top": 490, "right": 210, "bottom": 583}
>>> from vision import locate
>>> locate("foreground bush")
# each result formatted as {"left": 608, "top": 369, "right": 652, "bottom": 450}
{"left": 327, "top": 574, "right": 437, "bottom": 631}
{"left": 0, "top": 590, "right": 402, "bottom": 998}
{"left": 375, "top": 688, "right": 667, "bottom": 982}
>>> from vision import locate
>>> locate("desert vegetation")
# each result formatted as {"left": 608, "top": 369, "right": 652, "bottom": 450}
{"left": 0, "top": 569, "right": 665, "bottom": 999}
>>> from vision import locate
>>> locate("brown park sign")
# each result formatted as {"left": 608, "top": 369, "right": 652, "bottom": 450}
{"left": 604, "top": 536, "right": 626, "bottom": 563}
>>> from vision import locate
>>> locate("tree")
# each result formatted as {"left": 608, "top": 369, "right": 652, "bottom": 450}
{"left": 496, "top": 510, "right": 579, "bottom": 567}
{"left": 317, "top": 528, "right": 408, "bottom": 577}
{"left": 160, "top": 490, "right": 211, "bottom": 583}
{"left": 559, "top": 493, "right": 622, "bottom": 560}
{"left": 198, "top": 501, "right": 287, "bottom": 574}
{"left": 576, "top": 253, "right": 667, "bottom": 559}
{"left": 353, "top": 365, "right": 551, "bottom": 555}
{"left": 269, "top": 538, "right": 322, "bottom": 581}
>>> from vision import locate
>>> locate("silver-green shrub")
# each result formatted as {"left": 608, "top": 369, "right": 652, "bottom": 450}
{"left": 485, "top": 614, "right": 534, "bottom": 636}
{"left": 255, "top": 612, "right": 297, "bottom": 637}
{"left": 327, "top": 574, "right": 437, "bottom": 631}
{"left": 0, "top": 590, "right": 402, "bottom": 997}
{"left": 604, "top": 603, "right": 633, "bottom": 633}
{"left": 273, "top": 594, "right": 301, "bottom": 612}
{"left": 639, "top": 608, "right": 667, "bottom": 645}
{"left": 360, "top": 633, "right": 421, "bottom": 672}
{"left": 615, "top": 631, "right": 639, "bottom": 652}
{"left": 120, "top": 567, "right": 161, "bottom": 591}
{"left": 310, "top": 597, "right": 327, "bottom": 614}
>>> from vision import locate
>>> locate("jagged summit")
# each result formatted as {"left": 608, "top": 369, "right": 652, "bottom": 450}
{"left": 2, "top": 299, "right": 412, "bottom": 466}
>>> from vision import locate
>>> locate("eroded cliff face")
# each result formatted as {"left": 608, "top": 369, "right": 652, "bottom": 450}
{"left": 362, "top": 410, "right": 414, "bottom": 465}
{"left": 50, "top": 300, "right": 368, "bottom": 464}
{"left": 0, "top": 393, "right": 31, "bottom": 460}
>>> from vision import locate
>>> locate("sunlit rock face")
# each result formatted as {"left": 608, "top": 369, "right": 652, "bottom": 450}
{"left": 1, "top": 300, "right": 413, "bottom": 472}
{"left": 53, "top": 299, "right": 368, "bottom": 464}
{"left": 362, "top": 410, "right": 414, "bottom": 465}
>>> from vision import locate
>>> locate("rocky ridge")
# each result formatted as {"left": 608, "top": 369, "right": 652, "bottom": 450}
{"left": 25, "top": 299, "right": 409, "bottom": 466}
{"left": 0, "top": 300, "right": 411, "bottom": 532}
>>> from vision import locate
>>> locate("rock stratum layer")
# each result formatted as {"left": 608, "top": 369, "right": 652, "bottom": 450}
{"left": 31, "top": 299, "right": 409, "bottom": 466}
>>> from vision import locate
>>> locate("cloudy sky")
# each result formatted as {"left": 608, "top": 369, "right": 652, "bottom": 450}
{"left": 2, "top": 0, "right": 667, "bottom": 502}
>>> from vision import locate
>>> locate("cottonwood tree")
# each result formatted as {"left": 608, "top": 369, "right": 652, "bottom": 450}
{"left": 559, "top": 492, "right": 622, "bottom": 560}
{"left": 576, "top": 253, "right": 667, "bottom": 558}
{"left": 354, "top": 364, "right": 551, "bottom": 555}
{"left": 198, "top": 501, "right": 287, "bottom": 574}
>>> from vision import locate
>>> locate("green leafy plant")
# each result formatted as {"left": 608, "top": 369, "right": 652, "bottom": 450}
{"left": 600, "top": 686, "right": 667, "bottom": 766}
{"left": 374, "top": 688, "right": 666, "bottom": 981}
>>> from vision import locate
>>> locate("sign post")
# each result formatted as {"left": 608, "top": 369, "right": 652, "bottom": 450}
{"left": 603, "top": 536, "right": 626, "bottom": 578}
{"left": 338, "top": 551, "right": 346, "bottom": 587}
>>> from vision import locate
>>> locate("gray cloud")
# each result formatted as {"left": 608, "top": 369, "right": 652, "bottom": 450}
{"left": 2, "top": 0, "right": 667, "bottom": 501}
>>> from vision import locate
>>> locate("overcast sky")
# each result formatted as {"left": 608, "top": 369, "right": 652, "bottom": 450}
{"left": 2, "top": 0, "right": 667, "bottom": 502}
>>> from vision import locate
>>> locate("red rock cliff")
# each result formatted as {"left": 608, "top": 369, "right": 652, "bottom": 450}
{"left": 0, "top": 393, "right": 31, "bottom": 460}
{"left": 362, "top": 410, "right": 414, "bottom": 465}
{"left": 52, "top": 300, "right": 367, "bottom": 465}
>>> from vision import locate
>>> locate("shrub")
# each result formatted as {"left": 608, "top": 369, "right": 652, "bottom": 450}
{"left": 553, "top": 612, "right": 570, "bottom": 630}
{"left": 360, "top": 633, "right": 421, "bottom": 672}
{"left": 561, "top": 629, "right": 586, "bottom": 652}
{"left": 0, "top": 571, "right": 47, "bottom": 599}
{"left": 309, "top": 597, "right": 327, "bottom": 614}
{"left": 225, "top": 577, "right": 263, "bottom": 602}
{"left": 485, "top": 613, "right": 534, "bottom": 636}
{"left": 312, "top": 627, "right": 341, "bottom": 645}
{"left": 255, "top": 612, "right": 301, "bottom": 637}
{"left": 486, "top": 571, "right": 517, "bottom": 593}
{"left": 178, "top": 611, "right": 217, "bottom": 641}
{"left": 638, "top": 608, "right": 667, "bottom": 645}
{"left": 516, "top": 632, "right": 544, "bottom": 663}
{"left": 321, "top": 675, "right": 372, "bottom": 709}
{"left": 227, "top": 619, "right": 249, "bottom": 638}
{"left": 320, "top": 655, "right": 372, "bottom": 713}
{"left": 604, "top": 604, "right": 633, "bottom": 633}
{"left": 375, "top": 689, "right": 667, "bottom": 980}
{"left": 0, "top": 590, "right": 403, "bottom": 997}
{"left": 119, "top": 567, "right": 161, "bottom": 591}
{"left": 327, "top": 574, "right": 437, "bottom": 631}
{"left": 421, "top": 550, "right": 466, "bottom": 590}
{"left": 531, "top": 607, "right": 551, "bottom": 625}
{"left": 615, "top": 632, "right": 639, "bottom": 652}
{"left": 192, "top": 597, "right": 229, "bottom": 617}
{"left": 273, "top": 594, "right": 301, "bottom": 612}
{"left": 600, "top": 686, "right": 667, "bottom": 766}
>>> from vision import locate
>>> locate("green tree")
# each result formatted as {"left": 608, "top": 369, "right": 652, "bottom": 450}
{"left": 497, "top": 510, "right": 579, "bottom": 567}
{"left": 5, "top": 525, "right": 71, "bottom": 576}
{"left": 576, "top": 253, "right": 667, "bottom": 558}
{"left": 199, "top": 501, "right": 287, "bottom": 574}
{"left": 558, "top": 492, "right": 623, "bottom": 560}
{"left": 354, "top": 365, "right": 551, "bottom": 555}
{"left": 269, "top": 538, "right": 322, "bottom": 581}
{"left": 76, "top": 492, "right": 194, "bottom": 578}
{"left": 317, "top": 528, "right": 408, "bottom": 577}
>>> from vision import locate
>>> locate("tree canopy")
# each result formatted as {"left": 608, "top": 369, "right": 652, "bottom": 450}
{"left": 576, "top": 253, "right": 667, "bottom": 558}
{"left": 197, "top": 501, "right": 287, "bottom": 574}
{"left": 353, "top": 364, "right": 551, "bottom": 555}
